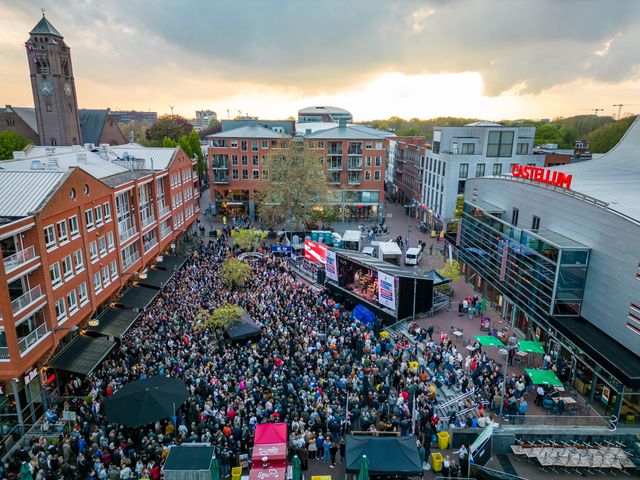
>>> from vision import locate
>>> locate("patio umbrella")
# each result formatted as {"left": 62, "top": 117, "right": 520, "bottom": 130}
{"left": 210, "top": 456, "right": 220, "bottom": 480}
{"left": 358, "top": 455, "right": 370, "bottom": 480}
{"left": 518, "top": 340, "right": 545, "bottom": 355}
{"left": 474, "top": 335, "right": 505, "bottom": 347}
{"left": 525, "top": 368, "right": 563, "bottom": 386}
{"left": 104, "top": 376, "right": 188, "bottom": 427}
{"left": 292, "top": 455, "right": 302, "bottom": 480}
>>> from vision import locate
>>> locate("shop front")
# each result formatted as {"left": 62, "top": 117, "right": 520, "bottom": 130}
{"left": 328, "top": 190, "right": 382, "bottom": 223}
{"left": 213, "top": 190, "right": 251, "bottom": 219}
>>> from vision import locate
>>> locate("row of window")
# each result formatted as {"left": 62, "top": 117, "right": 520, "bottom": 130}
{"left": 54, "top": 282, "right": 88, "bottom": 323}
{"left": 93, "top": 260, "right": 119, "bottom": 294}
{"left": 169, "top": 168, "right": 195, "bottom": 189}
{"left": 44, "top": 203, "right": 112, "bottom": 250}
{"left": 453, "top": 140, "right": 530, "bottom": 156}
{"left": 458, "top": 162, "right": 537, "bottom": 179}
{"left": 211, "top": 139, "right": 278, "bottom": 150}
{"left": 88, "top": 231, "right": 116, "bottom": 263}
{"left": 49, "top": 248, "right": 85, "bottom": 289}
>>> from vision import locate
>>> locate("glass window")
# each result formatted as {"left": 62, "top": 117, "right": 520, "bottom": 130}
{"left": 511, "top": 208, "right": 519, "bottom": 226}
{"left": 365, "top": 171, "right": 371, "bottom": 181}
{"left": 99, "top": 237, "right": 107, "bottom": 256}
{"left": 459, "top": 163, "right": 469, "bottom": 179}
{"left": 492, "top": 163, "right": 503, "bottom": 175}
{"left": 85, "top": 209, "right": 94, "bottom": 229}
{"left": 516, "top": 142, "right": 529, "bottom": 155}
{"left": 103, "top": 202, "right": 112, "bottom": 221}
{"left": 78, "top": 282, "right": 88, "bottom": 304}
{"left": 487, "top": 131, "right": 514, "bottom": 157}
{"left": 232, "top": 169, "right": 238, "bottom": 180}
{"left": 44, "top": 225, "right": 56, "bottom": 248}
{"left": 56, "top": 220, "right": 68, "bottom": 243}
{"left": 252, "top": 170, "right": 259, "bottom": 180}
{"left": 50, "top": 262, "right": 62, "bottom": 287}
{"left": 252, "top": 155, "right": 259, "bottom": 166}
{"left": 93, "top": 272, "right": 102, "bottom": 293}
{"left": 55, "top": 298, "right": 67, "bottom": 321}
{"left": 110, "top": 259, "right": 118, "bottom": 279}
{"left": 375, "top": 156, "right": 382, "bottom": 167}
{"left": 107, "top": 231, "right": 114, "bottom": 250}
{"left": 241, "top": 155, "right": 248, "bottom": 166}
{"left": 532, "top": 215, "right": 541, "bottom": 230}
{"left": 475, "top": 163, "right": 485, "bottom": 177}
{"left": 231, "top": 155, "right": 238, "bottom": 165}
{"left": 69, "top": 215, "right": 79, "bottom": 237}
{"left": 73, "top": 249, "right": 84, "bottom": 272}
{"left": 462, "top": 143, "right": 475, "bottom": 154}
{"left": 261, "top": 140, "right": 268, "bottom": 149}
{"left": 242, "top": 170, "right": 248, "bottom": 180}
{"left": 374, "top": 170, "right": 381, "bottom": 181}
{"left": 95, "top": 206, "right": 103, "bottom": 225}
{"left": 62, "top": 255, "right": 73, "bottom": 278}
{"left": 67, "top": 290, "right": 78, "bottom": 313}
{"left": 89, "top": 241, "right": 98, "bottom": 261}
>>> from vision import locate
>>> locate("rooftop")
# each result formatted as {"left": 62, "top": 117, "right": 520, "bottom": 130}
{"left": 30, "top": 13, "right": 62, "bottom": 37}
{"left": 207, "top": 124, "right": 288, "bottom": 139}
{"left": 464, "top": 120, "right": 503, "bottom": 127}
{"left": 0, "top": 106, "right": 38, "bottom": 132}
{"left": 297, "top": 122, "right": 394, "bottom": 138}
{"left": 0, "top": 150, "right": 128, "bottom": 179}
{"left": 298, "top": 106, "right": 351, "bottom": 115}
{"left": 307, "top": 124, "right": 392, "bottom": 140}
{"left": 0, "top": 170, "right": 67, "bottom": 218}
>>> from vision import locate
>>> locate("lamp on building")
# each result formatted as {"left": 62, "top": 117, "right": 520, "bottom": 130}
{"left": 139, "top": 269, "right": 148, "bottom": 280}
{"left": 87, "top": 318, "right": 100, "bottom": 327}
{"left": 54, "top": 325, "right": 79, "bottom": 333}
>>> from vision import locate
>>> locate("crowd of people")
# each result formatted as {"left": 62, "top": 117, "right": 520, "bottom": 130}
{"left": 6, "top": 234, "right": 518, "bottom": 479}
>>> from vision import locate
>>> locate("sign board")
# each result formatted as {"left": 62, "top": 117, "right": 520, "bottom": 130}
{"left": 24, "top": 368, "right": 38, "bottom": 385}
{"left": 511, "top": 164, "right": 573, "bottom": 189}
{"left": 62, "top": 410, "right": 77, "bottom": 421}
{"left": 271, "top": 245, "right": 293, "bottom": 254}
{"left": 325, "top": 250, "right": 338, "bottom": 282}
{"left": 386, "top": 213, "right": 393, "bottom": 218}
{"left": 602, "top": 386, "right": 611, "bottom": 404}
{"left": 469, "top": 423, "right": 493, "bottom": 468}
{"left": 377, "top": 271, "right": 396, "bottom": 311}
{"left": 304, "top": 240, "right": 327, "bottom": 264}
{"left": 499, "top": 243, "right": 508, "bottom": 281}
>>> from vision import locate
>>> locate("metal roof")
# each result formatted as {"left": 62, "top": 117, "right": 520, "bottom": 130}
{"left": 207, "top": 124, "right": 288, "bottom": 139}
{"left": 0, "top": 107, "right": 38, "bottom": 133}
{"left": 298, "top": 106, "right": 351, "bottom": 115}
{"left": 30, "top": 14, "right": 62, "bottom": 36}
{"left": 307, "top": 125, "right": 390, "bottom": 140}
{"left": 0, "top": 170, "right": 67, "bottom": 217}
{"left": 79, "top": 109, "right": 108, "bottom": 145}
{"left": 1, "top": 151, "right": 129, "bottom": 179}
{"left": 296, "top": 122, "right": 394, "bottom": 138}
{"left": 109, "top": 146, "right": 178, "bottom": 170}
{"left": 465, "top": 120, "right": 503, "bottom": 127}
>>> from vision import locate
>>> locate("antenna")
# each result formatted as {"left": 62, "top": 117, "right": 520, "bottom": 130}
{"left": 169, "top": 105, "right": 174, "bottom": 115}
{"left": 612, "top": 103, "right": 639, "bottom": 120}
{"left": 227, "top": 109, "right": 230, "bottom": 120}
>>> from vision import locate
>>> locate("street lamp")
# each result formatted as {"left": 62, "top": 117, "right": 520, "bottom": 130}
{"left": 498, "top": 345, "right": 518, "bottom": 422}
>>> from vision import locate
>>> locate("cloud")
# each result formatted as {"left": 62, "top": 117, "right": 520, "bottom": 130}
{"left": 407, "top": 5, "right": 436, "bottom": 32}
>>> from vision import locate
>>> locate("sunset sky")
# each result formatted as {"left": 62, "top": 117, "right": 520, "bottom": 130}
{"left": 2, "top": 0, "right": 640, "bottom": 121}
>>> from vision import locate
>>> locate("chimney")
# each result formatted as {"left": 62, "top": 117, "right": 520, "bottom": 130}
{"left": 45, "top": 157, "right": 59, "bottom": 170}
{"left": 45, "top": 147, "right": 55, "bottom": 156}
{"left": 338, "top": 118, "right": 347, "bottom": 128}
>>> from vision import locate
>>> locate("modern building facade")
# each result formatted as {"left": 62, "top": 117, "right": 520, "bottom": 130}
{"left": 391, "top": 137, "right": 428, "bottom": 206}
{"left": 457, "top": 116, "right": 640, "bottom": 423}
{"left": 298, "top": 106, "right": 353, "bottom": 124}
{"left": 0, "top": 144, "right": 199, "bottom": 450}
{"left": 192, "top": 110, "right": 217, "bottom": 131}
{"left": 207, "top": 120, "right": 389, "bottom": 222}
{"left": 422, "top": 121, "right": 542, "bottom": 229}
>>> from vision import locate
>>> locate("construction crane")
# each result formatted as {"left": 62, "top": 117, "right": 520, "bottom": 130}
{"left": 580, "top": 108, "right": 604, "bottom": 115}
{"left": 168, "top": 105, "right": 174, "bottom": 115}
{"left": 612, "top": 103, "right": 639, "bottom": 120}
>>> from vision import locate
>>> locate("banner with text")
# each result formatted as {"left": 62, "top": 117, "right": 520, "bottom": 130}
{"left": 325, "top": 250, "right": 338, "bottom": 282}
{"left": 304, "top": 240, "right": 327, "bottom": 264}
{"left": 377, "top": 271, "right": 397, "bottom": 310}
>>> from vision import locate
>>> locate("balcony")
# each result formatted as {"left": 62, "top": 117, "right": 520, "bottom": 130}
{"left": 119, "top": 225, "right": 138, "bottom": 243}
{"left": 160, "top": 226, "right": 172, "bottom": 239}
{"left": 213, "top": 173, "right": 230, "bottom": 184}
{"left": 158, "top": 204, "right": 171, "bottom": 218}
{"left": 12, "top": 285, "right": 44, "bottom": 316}
{"left": 328, "top": 148, "right": 342, "bottom": 155}
{"left": 122, "top": 252, "right": 140, "bottom": 270}
{"left": 141, "top": 215, "right": 156, "bottom": 229}
{"left": 347, "top": 148, "right": 363, "bottom": 155}
{"left": 212, "top": 161, "right": 228, "bottom": 169}
{"left": 347, "top": 160, "right": 363, "bottom": 170}
{"left": 144, "top": 239, "right": 158, "bottom": 253}
{"left": 3, "top": 245, "right": 37, "bottom": 273}
{"left": 18, "top": 322, "right": 49, "bottom": 354}
{"left": 327, "top": 163, "right": 343, "bottom": 171}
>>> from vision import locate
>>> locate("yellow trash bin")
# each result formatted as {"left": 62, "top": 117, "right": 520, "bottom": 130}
{"left": 437, "top": 431, "right": 451, "bottom": 450}
{"left": 431, "top": 452, "right": 443, "bottom": 472}
{"left": 231, "top": 467, "right": 243, "bottom": 480}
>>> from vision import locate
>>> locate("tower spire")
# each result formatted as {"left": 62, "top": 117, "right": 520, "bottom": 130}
{"left": 41, "top": 8, "right": 45, "bottom": 17}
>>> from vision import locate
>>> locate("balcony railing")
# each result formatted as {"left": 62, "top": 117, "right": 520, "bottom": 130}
{"left": 3, "top": 245, "right": 37, "bottom": 273}
{"left": 212, "top": 161, "right": 228, "bottom": 169}
{"left": 328, "top": 148, "right": 342, "bottom": 155}
{"left": 327, "top": 163, "right": 342, "bottom": 171}
{"left": 144, "top": 240, "right": 158, "bottom": 253}
{"left": 160, "top": 226, "right": 172, "bottom": 239}
{"left": 12, "top": 285, "right": 44, "bottom": 315}
{"left": 348, "top": 149, "right": 363, "bottom": 155}
{"left": 158, "top": 204, "right": 171, "bottom": 218}
{"left": 213, "top": 173, "right": 230, "bottom": 184}
{"left": 141, "top": 215, "right": 156, "bottom": 229}
{"left": 18, "top": 322, "right": 49, "bottom": 354}
{"left": 119, "top": 225, "right": 138, "bottom": 243}
{"left": 122, "top": 252, "right": 140, "bottom": 270}
{"left": 0, "top": 347, "right": 9, "bottom": 360}
{"left": 347, "top": 161, "right": 363, "bottom": 170}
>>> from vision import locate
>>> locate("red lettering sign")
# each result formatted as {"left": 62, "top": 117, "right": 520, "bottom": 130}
{"left": 303, "top": 240, "right": 327, "bottom": 264}
{"left": 511, "top": 164, "right": 572, "bottom": 189}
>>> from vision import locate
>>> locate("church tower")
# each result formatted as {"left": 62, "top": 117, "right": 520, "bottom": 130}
{"left": 26, "top": 12, "right": 82, "bottom": 146}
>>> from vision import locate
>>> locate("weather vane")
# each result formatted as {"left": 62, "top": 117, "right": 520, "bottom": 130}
{"left": 41, "top": 8, "right": 46, "bottom": 16}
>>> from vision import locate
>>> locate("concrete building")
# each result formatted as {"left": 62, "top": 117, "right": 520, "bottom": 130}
{"left": 192, "top": 110, "right": 217, "bottom": 131}
{"left": 422, "top": 121, "right": 543, "bottom": 229}
{"left": 110, "top": 111, "right": 158, "bottom": 125}
{"left": 0, "top": 144, "right": 199, "bottom": 451}
{"left": 391, "top": 137, "right": 428, "bottom": 206}
{"left": 456, "top": 116, "right": 640, "bottom": 423}
{"left": 207, "top": 120, "right": 389, "bottom": 222}
{"left": 298, "top": 106, "right": 353, "bottom": 124}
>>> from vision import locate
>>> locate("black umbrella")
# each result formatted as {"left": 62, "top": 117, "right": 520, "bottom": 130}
{"left": 104, "top": 376, "right": 188, "bottom": 427}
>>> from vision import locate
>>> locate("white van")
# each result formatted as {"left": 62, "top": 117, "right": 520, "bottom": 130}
{"left": 405, "top": 247, "right": 422, "bottom": 265}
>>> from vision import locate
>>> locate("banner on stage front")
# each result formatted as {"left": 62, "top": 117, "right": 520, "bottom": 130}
{"left": 304, "top": 240, "right": 327, "bottom": 264}
{"left": 377, "top": 271, "right": 396, "bottom": 310}
{"left": 325, "top": 250, "right": 338, "bottom": 282}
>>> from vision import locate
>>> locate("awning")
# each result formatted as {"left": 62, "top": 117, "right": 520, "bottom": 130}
{"left": 115, "top": 285, "right": 159, "bottom": 310}
{"left": 251, "top": 443, "right": 287, "bottom": 465}
{"left": 254, "top": 423, "right": 287, "bottom": 445}
{"left": 163, "top": 445, "right": 215, "bottom": 472}
{"left": 474, "top": 335, "right": 505, "bottom": 347}
{"left": 137, "top": 267, "right": 175, "bottom": 289}
{"left": 85, "top": 307, "right": 139, "bottom": 338}
{"left": 525, "top": 368, "right": 563, "bottom": 386}
{"left": 155, "top": 255, "right": 187, "bottom": 272}
{"left": 344, "top": 435, "right": 423, "bottom": 476}
{"left": 225, "top": 312, "right": 262, "bottom": 341}
{"left": 518, "top": 340, "right": 545, "bottom": 355}
{"left": 48, "top": 335, "right": 115, "bottom": 375}
{"left": 249, "top": 466, "right": 286, "bottom": 480}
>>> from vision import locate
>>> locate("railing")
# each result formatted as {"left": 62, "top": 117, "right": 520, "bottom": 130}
{"left": 327, "top": 163, "right": 342, "bottom": 171}
{"left": 18, "top": 323, "right": 49, "bottom": 354}
{"left": 119, "top": 224, "right": 138, "bottom": 243}
{"left": 144, "top": 240, "right": 158, "bottom": 253}
{"left": 0, "top": 347, "right": 9, "bottom": 360}
{"left": 347, "top": 161, "right": 363, "bottom": 170}
{"left": 11, "top": 285, "right": 44, "bottom": 315}
{"left": 347, "top": 149, "right": 363, "bottom": 155}
{"left": 211, "top": 162, "right": 228, "bottom": 169}
{"left": 122, "top": 252, "right": 140, "bottom": 270}
{"left": 141, "top": 215, "right": 156, "bottom": 229}
{"left": 3, "top": 246, "right": 37, "bottom": 272}
{"left": 160, "top": 227, "right": 172, "bottom": 239}
{"left": 213, "top": 174, "right": 230, "bottom": 184}
{"left": 158, "top": 204, "right": 171, "bottom": 218}
{"left": 502, "top": 414, "right": 609, "bottom": 428}
{"left": 328, "top": 149, "right": 342, "bottom": 155}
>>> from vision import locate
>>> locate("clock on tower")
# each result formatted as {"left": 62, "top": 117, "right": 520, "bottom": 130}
{"left": 26, "top": 12, "right": 82, "bottom": 146}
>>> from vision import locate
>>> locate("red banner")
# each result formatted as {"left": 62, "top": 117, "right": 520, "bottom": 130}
{"left": 251, "top": 444, "right": 287, "bottom": 465}
{"left": 304, "top": 240, "right": 327, "bottom": 264}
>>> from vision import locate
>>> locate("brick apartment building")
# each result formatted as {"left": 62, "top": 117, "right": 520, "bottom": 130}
{"left": 391, "top": 136, "right": 428, "bottom": 208}
{"left": 0, "top": 144, "right": 199, "bottom": 447}
{"left": 207, "top": 120, "right": 389, "bottom": 223}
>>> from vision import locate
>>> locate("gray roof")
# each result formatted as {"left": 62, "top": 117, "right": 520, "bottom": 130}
{"left": 221, "top": 119, "right": 295, "bottom": 135}
{"left": 307, "top": 124, "right": 390, "bottom": 140}
{"left": 30, "top": 14, "right": 62, "bottom": 36}
{"left": 2, "top": 150, "right": 129, "bottom": 179}
{"left": 101, "top": 170, "right": 154, "bottom": 187}
{"left": 109, "top": 146, "right": 179, "bottom": 170}
{"left": 0, "top": 107, "right": 38, "bottom": 133}
{"left": 465, "top": 120, "right": 503, "bottom": 127}
{"left": 208, "top": 124, "right": 287, "bottom": 139}
{"left": 0, "top": 170, "right": 67, "bottom": 217}
{"left": 79, "top": 109, "right": 108, "bottom": 145}
{"left": 549, "top": 115, "right": 640, "bottom": 222}
{"left": 298, "top": 106, "right": 351, "bottom": 115}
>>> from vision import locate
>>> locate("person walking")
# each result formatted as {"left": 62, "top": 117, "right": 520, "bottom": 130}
{"left": 518, "top": 397, "right": 528, "bottom": 425}
{"left": 322, "top": 437, "right": 332, "bottom": 464}
{"left": 534, "top": 385, "right": 545, "bottom": 406}
{"left": 455, "top": 444, "right": 469, "bottom": 477}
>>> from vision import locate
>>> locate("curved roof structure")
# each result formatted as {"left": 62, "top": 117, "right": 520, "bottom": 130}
{"left": 551, "top": 116, "right": 640, "bottom": 222}
{"left": 298, "top": 106, "right": 351, "bottom": 115}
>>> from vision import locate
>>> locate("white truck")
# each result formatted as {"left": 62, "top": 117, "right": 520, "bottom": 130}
{"left": 405, "top": 247, "right": 422, "bottom": 266}
{"left": 378, "top": 241, "right": 403, "bottom": 265}
{"left": 342, "top": 230, "right": 362, "bottom": 251}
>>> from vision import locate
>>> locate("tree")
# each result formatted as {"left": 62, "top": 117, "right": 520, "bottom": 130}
{"left": 233, "top": 229, "right": 263, "bottom": 251}
{"left": 119, "top": 120, "right": 148, "bottom": 143}
{"left": 0, "top": 131, "right": 32, "bottom": 160}
{"left": 257, "top": 139, "right": 329, "bottom": 229}
{"left": 188, "top": 129, "right": 205, "bottom": 176}
{"left": 194, "top": 304, "right": 243, "bottom": 334}
{"left": 586, "top": 115, "right": 636, "bottom": 153}
{"left": 162, "top": 136, "right": 177, "bottom": 148}
{"left": 220, "top": 258, "right": 253, "bottom": 289}
{"left": 178, "top": 134, "right": 193, "bottom": 157}
{"left": 437, "top": 259, "right": 462, "bottom": 283}
{"left": 145, "top": 114, "right": 193, "bottom": 146}
{"left": 534, "top": 124, "right": 563, "bottom": 146}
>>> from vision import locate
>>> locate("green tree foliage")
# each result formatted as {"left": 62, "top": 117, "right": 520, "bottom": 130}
{"left": 119, "top": 120, "right": 148, "bottom": 143}
{"left": 0, "top": 131, "right": 32, "bottom": 160}
{"left": 162, "top": 136, "right": 177, "bottom": 148}
{"left": 145, "top": 114, "right": 193, "bottom": 146}
{"left": 178, "top": 135, "right": 193, "bottom": 157}
{"left": 534, "top": 124, "right": 563, "bottom": 146}
{"left": 195, "top": 304, "right": 243, "bottom": 332}
{"left": 257, "top": 139, "right": 329, "bottom": 229}
{"left": 220, "top": 258, "right": 253, "bottom": 289}
{"left": 188, "top": 130, "right": 205, "bottom": 175}
{"left": 233, "top": 229, "right": 263, "bottom": 251}
{"left": 586, "top": 115, "right": 637, "bottom": 153}
{"left": 437, "top": 259, "right": 462, "bottom": 283}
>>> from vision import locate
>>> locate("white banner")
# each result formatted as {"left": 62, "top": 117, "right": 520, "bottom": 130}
{"left": 325, "top": 250, "right": 338, "bottom": 282}
{"left": 377, "top": 271, "right": 396, "bottom": 310}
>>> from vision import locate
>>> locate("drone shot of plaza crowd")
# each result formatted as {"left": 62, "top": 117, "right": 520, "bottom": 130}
{"left": 0, "top": 1, "right": 640, "bottom": 479}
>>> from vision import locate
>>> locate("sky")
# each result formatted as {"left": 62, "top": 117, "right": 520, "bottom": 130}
{"left": 2, "top": 0, "right": 640, "bottom": 121}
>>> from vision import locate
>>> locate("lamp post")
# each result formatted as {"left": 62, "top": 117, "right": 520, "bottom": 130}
{"left": 498, "top": 345, "right": 517, "bottom": 422}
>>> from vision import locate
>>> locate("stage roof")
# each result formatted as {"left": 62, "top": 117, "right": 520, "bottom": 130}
{"left": 344, "top": 435, "right": 422, "bottom": 476}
